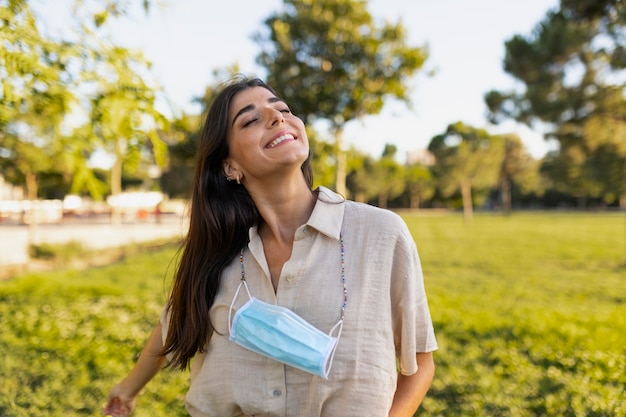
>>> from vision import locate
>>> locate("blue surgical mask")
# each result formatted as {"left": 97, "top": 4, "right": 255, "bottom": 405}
{"left": 228, "top": 280, "right": 343, "bottom": 379}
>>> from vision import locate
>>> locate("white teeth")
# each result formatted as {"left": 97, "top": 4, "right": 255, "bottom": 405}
{"left": 268, "top": 134, "right": 294, "bottom": 148}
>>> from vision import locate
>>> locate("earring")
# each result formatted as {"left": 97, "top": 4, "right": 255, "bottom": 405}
{"left": 236, "top": 174, "right": 241, "bottom": 185}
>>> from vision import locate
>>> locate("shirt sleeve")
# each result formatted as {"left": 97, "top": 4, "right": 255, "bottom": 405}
{"left": 390, "top": 221, "right": 438, "bottom": 375}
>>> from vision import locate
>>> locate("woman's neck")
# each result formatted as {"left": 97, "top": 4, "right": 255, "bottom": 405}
{"left": 247, "top": 176, "right": 316, "bottom": 246}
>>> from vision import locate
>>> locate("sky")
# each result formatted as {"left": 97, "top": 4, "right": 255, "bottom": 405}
{"left": 37, "top": 0, "right": 561, "bottom": 162}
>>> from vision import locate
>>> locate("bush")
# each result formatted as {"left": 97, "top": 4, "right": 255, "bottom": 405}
{"left": 28, "top": 241, "right": 88, "bottom": 261}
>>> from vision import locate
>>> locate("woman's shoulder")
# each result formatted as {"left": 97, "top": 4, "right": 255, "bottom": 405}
{"left": 315, "top": 187, "right": 408, "bottom": 235}
{"left": 344, "top": 200, "right": 406, "bottom": 230}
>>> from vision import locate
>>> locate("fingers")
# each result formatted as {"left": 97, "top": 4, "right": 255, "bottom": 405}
{"left": 103, "top": 398, "right": 132, "bottom": 417}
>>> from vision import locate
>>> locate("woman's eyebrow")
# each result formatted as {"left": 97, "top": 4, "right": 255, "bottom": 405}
{"left": 231, "top": 97, "right": 287, "bottom": 127}
{"left": 268, "top": 97, "right": 285, "bottom": 105}
{"left": 232, "top": 104, "right": 255, "bottom": 127}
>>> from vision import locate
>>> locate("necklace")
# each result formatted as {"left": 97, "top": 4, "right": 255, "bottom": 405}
{"left": 239, "top": 232, "right": 347, "bottom": 321}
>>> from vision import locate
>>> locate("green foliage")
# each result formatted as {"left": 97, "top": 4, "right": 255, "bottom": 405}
{"left": 498, "top": 133, "right": 543, "bottom": 214}
{"left": 307, "top": 126, "right": 336, "bottom": 190}
{"left": 345, "top": 145, "right": 406, "bottom": 205}
{"left": 1, "top": 213, "right": 624, "bottom": 416}
{"left": 0, "top": 0, "right": 167, "bottom": 203}
{"left": 256, "top": 0, "right": 427, "bottom": 126}
{"left": 255, "top": 0, "right": 428, "bottom": 194}
{"left": 28, "top": 240, "right": 87, "bottom": 261}
{"left": 485, "top": 0, "right": 626, "bottom": 205}
{"left": 405, "top": 164, "right": 435, "bottom": 209}
{"left": 0, "top": 0, "right": 78, "bottom": 199}
{"left": 345, "top": 150, "right": 380, "bottom": 202}
{"left": 428, "top": 122, "right": 505, "bottom": 220}
{"left": 85, "top": 43, "right": 169, "bottom": 198}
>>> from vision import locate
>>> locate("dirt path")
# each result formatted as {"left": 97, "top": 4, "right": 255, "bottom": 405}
{"left": 0, "top": 216, "right": 188, "bottom": 276}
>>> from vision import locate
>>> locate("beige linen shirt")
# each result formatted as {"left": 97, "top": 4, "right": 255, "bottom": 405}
{"left": 161, "top": 186, "right": 437, "bottom": 417}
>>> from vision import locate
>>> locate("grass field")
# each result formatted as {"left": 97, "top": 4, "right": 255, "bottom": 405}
{"left": 0, "top": 212, "right": 624, "bottom": 416}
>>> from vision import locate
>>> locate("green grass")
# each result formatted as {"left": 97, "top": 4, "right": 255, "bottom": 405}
{"left": 0, "top": 242, "right": 189, "bottom": 417}
{"left": 406, "top": 212, "right": 626, "bottom": 416}
{"left": 0, "top": 212, "right": 624, "bottom": 416}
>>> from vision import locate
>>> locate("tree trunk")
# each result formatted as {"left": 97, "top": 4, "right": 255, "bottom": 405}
{"left": 461, "top": 179, "right": 473, "bottom": 224}
{"left": 621, "top": 159, "right": 626, "bottom": 209}
{"left": 110, "top": 139, "right": 124, "bottom": 225}
{"left": 25, "top": 171, "right": 40, "bottom": 245}
{"left": 378, "top": 192, "right": 388, "bottom": 209}
{"left": 410, "top": 191, "right": 420, "bottom": 210}
{"left": 623, "top": 159, "right": 626, "bottom": 265}
{"left": 334, "top": 126, "right": 346, "bottom": 198}
{"left": 501, "top": 177, "right": 512, "bottom": 215}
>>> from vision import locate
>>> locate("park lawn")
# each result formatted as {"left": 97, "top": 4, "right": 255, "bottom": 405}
{"left": 0, "top": 212, "right": 624, "bottom": 416}
{"left": 406, "top": 211, "right": 626, "bottom": 416}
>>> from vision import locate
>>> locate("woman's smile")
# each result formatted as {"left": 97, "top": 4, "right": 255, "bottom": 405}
{"left": 266, "top": 132, "right": 296, "bottom": 149}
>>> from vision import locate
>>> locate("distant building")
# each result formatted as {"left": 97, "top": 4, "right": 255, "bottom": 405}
{"left": 406, "top": 149, "right": 435, "bottom": 167}
{"left": 0, "top": 175, "right": 23, "bottom": 200}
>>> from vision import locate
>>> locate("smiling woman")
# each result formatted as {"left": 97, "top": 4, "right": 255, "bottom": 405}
{"left": 103, "top": 75, "right": 437, "bottom": 417}
{"left": 223, "top": 86, "right": 309, "bottom": 188}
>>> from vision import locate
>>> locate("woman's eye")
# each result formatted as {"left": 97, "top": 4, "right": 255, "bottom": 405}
{"left": 280, "top": 108, "right": 291, "bottom": 114}
{"left": 242, "top": 118, "right": 258, "bottom": 127}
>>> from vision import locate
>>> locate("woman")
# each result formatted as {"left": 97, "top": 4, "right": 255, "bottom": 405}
{"left": 104, "top": 76, "right": 437, "bottom": 417}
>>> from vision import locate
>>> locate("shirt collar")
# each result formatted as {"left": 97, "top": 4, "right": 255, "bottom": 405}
{"left": 248, "top": 186, "right": 345, "bottom": 244}
{"left": 305, "top": 186, "right": 345, "bottom": 240}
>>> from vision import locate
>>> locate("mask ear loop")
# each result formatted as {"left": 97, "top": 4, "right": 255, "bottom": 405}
{"left": 322, "top": 319, "right": 344, "bottom": 379}
{"left": 228, "top": 249, "right": 253, "bottom": 333}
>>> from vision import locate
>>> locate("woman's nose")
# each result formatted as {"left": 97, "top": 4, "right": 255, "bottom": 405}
{"left": 267, "top": 108, "right": 284, "bottom": 127}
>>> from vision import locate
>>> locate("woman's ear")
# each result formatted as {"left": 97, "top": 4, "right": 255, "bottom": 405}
{"left": 222, "top": 160, "right": 234, "bottom": 180}
{"left": 223, "top": 160, "right": 242, "bottom": 182}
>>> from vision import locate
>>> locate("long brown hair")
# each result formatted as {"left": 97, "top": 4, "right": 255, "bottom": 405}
{"left": 162, "top": 75, "right": 313, "bottom": 370}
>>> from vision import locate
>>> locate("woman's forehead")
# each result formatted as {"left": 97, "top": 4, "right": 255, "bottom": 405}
{"left": 229, "top": 87, "right": 283, "bottom": 123}
{"left": 231, "top": 87, "right": 276, "bottom": 108}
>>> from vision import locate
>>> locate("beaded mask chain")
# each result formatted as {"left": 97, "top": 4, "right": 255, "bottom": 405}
{"left": 239, "top": 232, "right": 347, "bottom": 321}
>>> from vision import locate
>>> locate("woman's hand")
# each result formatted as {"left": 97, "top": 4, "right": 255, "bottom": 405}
{"left": 103, "top": 383, "right": 137, "bottom": 417}
{"left": 102, "top": 323, "right": 166, "bottom": 416}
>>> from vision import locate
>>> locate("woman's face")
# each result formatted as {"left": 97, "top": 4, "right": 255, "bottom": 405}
{"left": 223, "top": 86, "right": 309, "bottom": 184}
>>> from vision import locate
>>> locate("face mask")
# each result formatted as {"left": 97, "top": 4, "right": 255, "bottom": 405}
{"left": 229, "top": 280, "right": 343, "bottom": 379}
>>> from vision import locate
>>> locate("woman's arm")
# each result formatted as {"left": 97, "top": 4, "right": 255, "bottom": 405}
{"left": 388, "top": 352, "right": 435, "bottom": 417}
{"left": 103, "top": 322, "right": 167, "bottom": 417}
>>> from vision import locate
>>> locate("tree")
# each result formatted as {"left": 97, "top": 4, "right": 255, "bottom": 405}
{"left": 1, "top": 0, "right": 165, "bottom": 205}
{"left": 71, "top": 0, "right": 155, "bottom": 28}
{"left": 485, "top": 0, "right": 626, "bottom": 207}
{"left": 0, "top": 0, "right": 77, "bottom": 199}
{"left": 428, "top": 122, "right": 504, "bottom": 223}
{"left": 0, "top": 0, "right": 80, "bottom": 239}
{"left": 498, "top": 133, "right": 542, "bottom": 214}
{"left": 159, "top": 114, "right": 200, "bottom": 198}
{"left": 345, "top": 149, "right": 379, "bottom": 203}
{"left": 255, "top": 0, "right": 428, "bottom": 197}
{"left": 84, "top": 43, "right": 168, "bottom": 224}
{"left": 376, "top": 144, "right": 405, "bottom": 208}
{"left": 307, "top": 127, "right": 336, "bottom": 190}
{"left": 405, "top": 164, "right": 434, "bottom": 210}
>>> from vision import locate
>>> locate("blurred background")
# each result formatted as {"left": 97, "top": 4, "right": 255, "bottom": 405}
{"left": 3, "top": 0, "right": 625, "bottom": 272}
{"left": 1, "top": 1, "right": 625, "bottom": 416}
{"left": 2, "top": 0, "right": 624, "bottom": 221}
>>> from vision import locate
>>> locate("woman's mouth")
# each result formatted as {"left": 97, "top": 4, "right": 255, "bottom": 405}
{"left": 267, "top": 133, "right": 295, "bottom": 148}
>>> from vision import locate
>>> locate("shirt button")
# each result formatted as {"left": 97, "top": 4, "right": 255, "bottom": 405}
{"left": 286, "top": 275, "right": 295, "bottom": 282}
{"left": 273, "top": 389, "right": 282, "bottom": 397}
{"left": 303, "top": 226, "right": 309, "bottom": 233}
